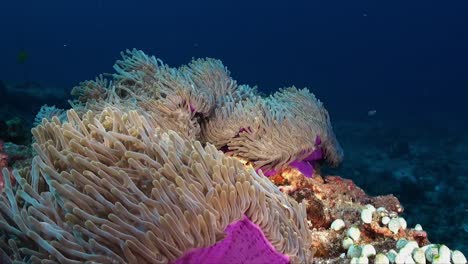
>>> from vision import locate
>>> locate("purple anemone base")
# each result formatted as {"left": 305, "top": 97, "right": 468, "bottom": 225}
{"left": 172, "top": 216, "right": 290, "bottom": 264}
{"left": 260, "top": 144, "right": 323, "bottom": 178}
{"left": 288, "top": 146, "right": 323, "bottom": 178}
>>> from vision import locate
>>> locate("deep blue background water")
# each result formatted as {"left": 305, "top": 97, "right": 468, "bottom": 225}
{"left": 1, "top": 0, "right": 467, "bottom": 124}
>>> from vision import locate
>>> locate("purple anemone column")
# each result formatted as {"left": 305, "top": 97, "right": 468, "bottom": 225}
{"left": 173, "top": 216, "right": 290, "bottom": 264}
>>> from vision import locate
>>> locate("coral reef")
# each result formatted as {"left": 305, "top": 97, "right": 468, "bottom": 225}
{"left": 271, "top": 169, "right": 466, "bottom": 263}
{"left": 326, "top": 120, "right": 468, "bottom": 254}
{"left": 0, "top": 49, "right": 338, "bottom": 263}
{"left": 0, "top": 49, "right": 465, "bottom": 263}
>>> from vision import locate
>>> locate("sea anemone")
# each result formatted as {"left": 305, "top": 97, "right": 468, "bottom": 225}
{"left": 0, "top": 49, "right": 344, "bottom": 263}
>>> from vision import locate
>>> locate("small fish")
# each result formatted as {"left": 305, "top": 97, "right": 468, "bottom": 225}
{"left": 17, "top": 49, "right": 29, "bottom": 64}
{"left": 367, "top": 109, "right": 377, "bottom": 116}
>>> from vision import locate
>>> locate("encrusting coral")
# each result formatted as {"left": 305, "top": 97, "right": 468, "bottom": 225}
{"left": 0, "top": 49, "right": 344, "bottom": 263}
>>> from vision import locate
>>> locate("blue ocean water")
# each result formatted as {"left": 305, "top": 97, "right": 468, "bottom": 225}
{"left": 0, "top": 0, "right": 467, "bottom": 255}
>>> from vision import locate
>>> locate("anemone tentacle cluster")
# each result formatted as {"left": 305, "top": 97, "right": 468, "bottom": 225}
{"left": 71, "top": 49, "right": 343, "bottom": 172}
{"left": 0, "top": 49, "right": 343, "bottom": 263}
